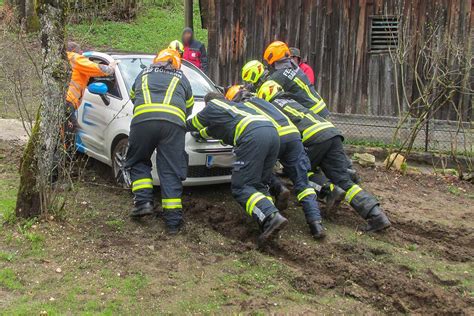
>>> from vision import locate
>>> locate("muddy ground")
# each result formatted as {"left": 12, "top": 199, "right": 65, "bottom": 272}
{"left": 0, "top": 139, "right": 473, "bottom": 314}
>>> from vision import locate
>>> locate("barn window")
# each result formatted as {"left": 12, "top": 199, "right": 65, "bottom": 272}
{"left": 369, "top": 16, "right": 399, "bottom": 52}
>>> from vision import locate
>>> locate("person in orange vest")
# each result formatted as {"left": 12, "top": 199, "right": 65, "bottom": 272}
{"left": 66, "top": 41, "right": 118, "bottom": 130}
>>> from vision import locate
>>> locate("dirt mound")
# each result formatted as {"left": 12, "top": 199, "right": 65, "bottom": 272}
{"left": 184, "top": 189, "right": 473, "bottom": 314}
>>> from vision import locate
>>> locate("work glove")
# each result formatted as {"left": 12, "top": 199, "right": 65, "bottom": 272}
{"left": 191, "top": 131, "right": 206, "bottom": 143}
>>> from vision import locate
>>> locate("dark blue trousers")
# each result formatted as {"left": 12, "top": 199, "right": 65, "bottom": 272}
{"left": 125, "top": 120, "right": 188, "bottom": 227}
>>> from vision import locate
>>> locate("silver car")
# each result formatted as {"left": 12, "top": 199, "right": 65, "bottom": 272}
{"left": 75, "top": 52, "right": 233, "bottom": 186}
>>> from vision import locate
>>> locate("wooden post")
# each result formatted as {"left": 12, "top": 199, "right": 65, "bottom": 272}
{"left": 184, "top": 0, "right": 193, "bottom": 29}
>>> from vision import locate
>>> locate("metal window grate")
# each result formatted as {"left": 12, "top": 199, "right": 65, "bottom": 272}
{"left": 369, "top": 16, "right": 399, "bottom": 52}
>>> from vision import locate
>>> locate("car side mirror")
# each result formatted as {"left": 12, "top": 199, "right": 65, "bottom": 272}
{"left": 88, "top": 82, "right": 110, "bottom": 106}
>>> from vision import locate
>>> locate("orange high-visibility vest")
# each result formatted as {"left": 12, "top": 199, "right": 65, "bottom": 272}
{"left": 66, "top": 52, "right": 113, "bottom": 109}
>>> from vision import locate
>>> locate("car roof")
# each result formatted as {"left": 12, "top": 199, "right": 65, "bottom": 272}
{"left": 108, "top": 52, "right": 198, "bottom": 69}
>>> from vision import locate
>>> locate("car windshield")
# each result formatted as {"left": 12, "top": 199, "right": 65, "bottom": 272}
{"left": 117, "top": 56, "right": 217, "bottom": 98}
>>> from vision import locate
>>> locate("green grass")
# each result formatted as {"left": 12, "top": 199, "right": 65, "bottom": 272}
{"left": 0, "top": 268, "right": 23, "bottom": 290}
{"left": 105, "top": 219, "right": 125, "bottom": 231}
{"left": 68, "top": 0, "right": 208, "bottom": 53}
{"left": 0, "top": 178, "right": 18, "bottom": 224}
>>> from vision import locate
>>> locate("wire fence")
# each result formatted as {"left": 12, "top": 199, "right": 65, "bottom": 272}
{"left": 331, "top": 113, "right": 473, "bottom": 156}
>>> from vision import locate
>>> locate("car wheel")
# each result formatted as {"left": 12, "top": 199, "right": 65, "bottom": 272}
{"left": 112, "top": 138, "right": 130, "bottom": 189}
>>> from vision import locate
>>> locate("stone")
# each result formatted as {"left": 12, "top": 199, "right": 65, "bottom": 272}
{"left": 353, "top": 153, "right": 376, "bottom": 167}
{"left": 384, "top": 153, "right": 407, "bottom": 171}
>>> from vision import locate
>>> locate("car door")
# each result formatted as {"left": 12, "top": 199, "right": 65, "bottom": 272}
{"left": 76, "top": 55, "right": 129, "bottom": 162}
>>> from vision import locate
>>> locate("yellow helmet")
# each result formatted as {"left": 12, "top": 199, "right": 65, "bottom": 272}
{"left": 257, "top": 80, "right": 283, "bottom": 102}
{"left": 225, "top": 85, "right": 243, "bottom": 101}
{"left": 241, "top": 60, "right": 265, "bottom": 84}
{"left": 153, "top": 48, "right": 182, "bottom": 69}
{"left": 168, "top": 40, "right": 184, "bottom": 55}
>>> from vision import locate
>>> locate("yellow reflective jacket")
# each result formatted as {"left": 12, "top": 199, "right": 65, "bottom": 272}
{"left": 66, "top": 52, "right": 114, "bottom": 108}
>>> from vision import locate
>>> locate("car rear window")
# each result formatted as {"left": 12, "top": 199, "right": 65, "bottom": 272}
{"left": 117, "top": 57, "right": 217, "bottom": 98}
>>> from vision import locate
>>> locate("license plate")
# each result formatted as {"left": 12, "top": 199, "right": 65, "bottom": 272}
{"left": 206, "top": 154, "right": 234, "bottom": 168}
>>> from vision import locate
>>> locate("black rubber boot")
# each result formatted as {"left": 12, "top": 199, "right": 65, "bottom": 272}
{"left": 364, "top": 206, "right": 391, "bottom": 232}
{"left": 130, "top": 202, "right": 154, "bottom": 218}
{"left": 258, "top": 212, "right": 288, "bottom": 247}
{"left": 275, "top": 185, "right": 290, "bottom": 212}
{"left": 166, "top": 220, "right": 184, "bottom": 235}
{"left": 308, "top": 221, "right": 326, "bottom": 240}
{"left": 323, "top": 184, "right": 345, "bottom": 211}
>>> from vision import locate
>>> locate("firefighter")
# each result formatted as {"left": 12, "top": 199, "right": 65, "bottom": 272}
{"left": 226, "top": 85, "right": 325, "bottom": 239}
{"left": 263, "top": 41, "right": 330, "bottom": 118}
{"left": 187, "top": 92, "right": 288, "bottom": 246}
{"left": 66, "top": 41, "right": 118, "bottom": 131}
{"left": 258, "top": 81, "right": 391, "bottom": 233}
{"left": 182, "top": 27, "right": 208, "bottom": 73}
{"left": 168, "top": 40, "right": 184, "bottom": 57}
{"left": 241, "top": 60, "right": 269, "bottom": 92}
{"left": 125, "top": 49, "right": 194, "bottom": 234}
{"left": 289, "top": 47, "right": 315, "bottom": 85}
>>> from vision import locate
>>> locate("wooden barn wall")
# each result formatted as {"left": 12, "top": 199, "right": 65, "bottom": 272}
{"left": 201, "top": 0, "right": 473, "bottom": 120}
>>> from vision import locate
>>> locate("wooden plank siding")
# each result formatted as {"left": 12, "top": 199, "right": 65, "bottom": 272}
{"left": 200, "top": 0, "right": 473, "bottom": 121}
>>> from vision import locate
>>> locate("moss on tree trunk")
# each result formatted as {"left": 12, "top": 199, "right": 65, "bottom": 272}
{"left": 15, "top": 111, "right": 41, "bottom": 218}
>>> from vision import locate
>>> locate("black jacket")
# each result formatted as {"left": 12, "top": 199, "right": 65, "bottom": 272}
{"left": 240, "top": 96, "right": 300, "bottom": 144}
{"left": 130, "top": 65, "right": 194, "bottom": 128}
{"left": 272, "top": 97, "right": 341, "bottom": 145}
{"left": 186, "top": 98, "right": 274, "bottom": 146}
{"left": 268, "top": 58, "right": 330, "bottom": 118}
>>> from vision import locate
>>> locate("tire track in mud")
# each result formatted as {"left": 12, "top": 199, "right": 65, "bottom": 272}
{"left": 184, "top": 197, "right": 473, "bottom": 314}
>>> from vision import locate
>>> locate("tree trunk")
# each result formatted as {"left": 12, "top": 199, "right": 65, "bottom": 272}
{"left": 15, "top": 111, "right": 41, "bottom": 218}
{"left": 10, "top": 0, "right": 40, "bottom": 32}
{"left": 15, "top": 0, "right": 68, "bottom": 218}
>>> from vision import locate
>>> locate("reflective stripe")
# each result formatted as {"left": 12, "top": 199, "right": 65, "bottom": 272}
{"left": 345, "top": 185, "right": 362, "bottom": 203}
{"left": 162, "top": 198, "right": 182, "bottom": 209}
{"left": 234, "top": 116, "right": 267, "bottom": 145}
{"left": 278, "top": 125, "right": 300, "bottom": 137}
{"left": 212, "top": 99, "right": 253, "bottom": 116}
{"left": 141, "top": 74, "right": 151, "bottom": 104}
{"left": 244, "top": 102, "right": 279, "bottom": 125}
{"left": 284, "top": 105, "right": 305, "bottom": 118}
{"left": 132, "top": 178, "right": 153, "bottom": 192}
{"left": 186, "top": 96, "right": 194, "bottom": 108}
{"left": 307, "top": 171, "right": 315, "bottom": 177}
{"left": 294, "top": 77, "right": 326, "bottom": 113}
{"left": 294, "top": 77, "right": 318, "bottom": 103}
{"left": 163, "top": 77, "right": 179, "bottom": 104}
{"left": 302, "top": 122, "right": 334, "bottom": 142}
{"left": 310, "top": 99, "right": 326, "bottom": 114}
{"left": 133, "top": 103, "right": 186, "bottom": 122}
{"left": 244, "top": 102, "right": 299, "bottom": 137}
{"left": 245, "top": 192, "right": 267, "bottom": 216}
{"left": 199, "top": 127, "right": 210, "bottom": 139}
{"left": 192, "top": 115, "right": 204, "bottom": 130}
{"left": 130, "top": 89, "right": 136, "bottom": 99}
{"left": 211, "top": 99, "right": 268, "bottom": 145}
{"left": 297, "top": 188, "right": 316, "bottom": 201}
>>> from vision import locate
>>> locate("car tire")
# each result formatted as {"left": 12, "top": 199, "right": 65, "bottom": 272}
{"left": 112, "top": 138, "right": 130, "bottom": 189}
